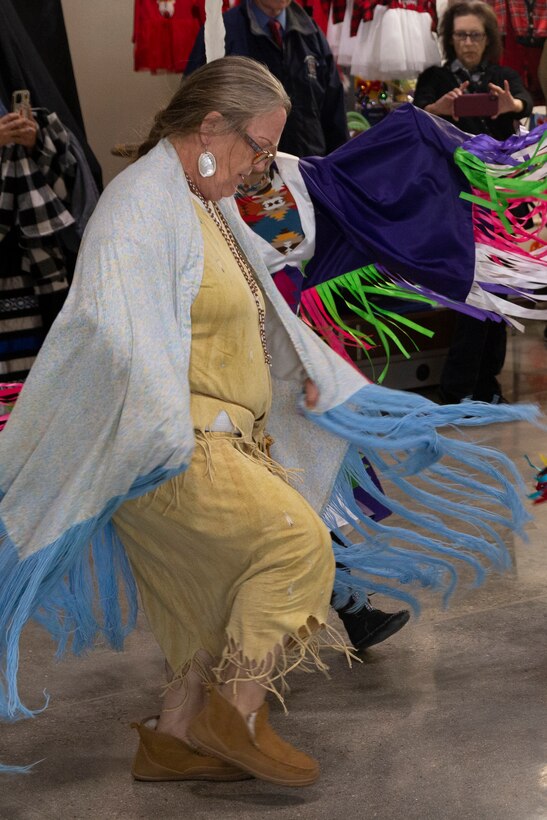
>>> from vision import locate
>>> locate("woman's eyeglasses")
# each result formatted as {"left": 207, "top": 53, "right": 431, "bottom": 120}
{"left": 453, "top": 31, "right": 486, "bottom": 42}
{"left": 241, "top": 132, "right": 276, "bottom": 166}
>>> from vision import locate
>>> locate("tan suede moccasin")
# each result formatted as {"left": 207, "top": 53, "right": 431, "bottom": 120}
{"left": 187, "top": 689, "right": 319, "bottom": 787}
{"left": 131, "top": 716, "right": 252, "bottom": 781}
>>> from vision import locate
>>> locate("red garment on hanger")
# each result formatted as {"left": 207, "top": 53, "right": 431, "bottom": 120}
{"left": 500, "top": 0, "right": 547, "bottom": 105}
{"left": 134, "top": 0, "right": 228, "bottom": 73}
{"left": 328, "top": 0, "right": 347, "bottom": 25}
{"left": 351, "top": 0, "right": 380, "bottom": 37}
{"left": 488, "top": 0, "right": 547, "bottom": 38}
{"left": 350, "top": 0, "right": 436, "bottom": 37}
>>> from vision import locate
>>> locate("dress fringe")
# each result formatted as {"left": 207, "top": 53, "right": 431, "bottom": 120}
{"left": 193, "top": 428, "right": 301, "bottom": 487}
{"left": 214, "top": 618, "right": 356, "bottom": 713}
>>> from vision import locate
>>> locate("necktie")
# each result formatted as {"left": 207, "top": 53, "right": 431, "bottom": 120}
{"left": 268, "top": 18, "right": 284, "bottom": 49}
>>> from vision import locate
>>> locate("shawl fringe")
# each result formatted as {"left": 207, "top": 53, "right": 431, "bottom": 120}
{"left": 0, "top": 464, "right": 185, "bottom": 772}
{"left": 306, "top": 385, "right": 541, "bottom": 613}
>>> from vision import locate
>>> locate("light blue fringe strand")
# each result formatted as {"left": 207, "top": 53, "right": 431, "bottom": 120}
{"left": 0, "top": 463, "right": 185, "bottom": 773}
{"left": 0, "top": 762, "right": 36, "bottom": 775}
{"left": 305, "top": 385, "right": 541, "bottom": 614}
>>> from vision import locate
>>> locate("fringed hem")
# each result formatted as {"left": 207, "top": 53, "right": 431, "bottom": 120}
{"left": 161, "top": 653, "right": 216, "bottom": 712}
{"left": 230, "top": 437, "right": 297, "bottom": 486}
{"left": 212, "top": 618, "right": 357, "bottom": 713}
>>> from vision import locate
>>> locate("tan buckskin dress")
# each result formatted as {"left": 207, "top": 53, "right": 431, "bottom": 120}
{"left": 113, "top": 202, "right": 336, "bottom": 698}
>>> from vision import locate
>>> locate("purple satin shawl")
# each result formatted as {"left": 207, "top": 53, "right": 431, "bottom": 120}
{"left": 299, "top": 104, "right": 475, "bottom": 302}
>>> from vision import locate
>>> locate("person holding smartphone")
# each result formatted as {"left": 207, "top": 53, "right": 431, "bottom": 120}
{"left": 0, "top": 111, "right": 38, "bottom": 149}
{"left": 413, "top": 1, "right": 533, "bottom": 405}
{"left": 414, "top": 1, "right": 533, "bottom": 140}
{"left": 0, "top": 92, "right": 38, "bottom": 149}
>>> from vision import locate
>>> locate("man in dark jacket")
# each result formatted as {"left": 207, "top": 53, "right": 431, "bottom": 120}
{"left": 185, "top": 0, "right": 348, "bottom": 157}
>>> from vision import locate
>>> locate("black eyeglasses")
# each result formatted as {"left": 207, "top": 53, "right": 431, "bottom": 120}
{"left": 240, "top": 131, "right": 276, "bottom": 166}
{"left": 453, "top": 31, "right": 486, "bottom": 42}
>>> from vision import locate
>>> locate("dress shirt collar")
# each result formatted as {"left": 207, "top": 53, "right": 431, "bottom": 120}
{"left": 249, "top": 1, "right": 287, "bottom": 33}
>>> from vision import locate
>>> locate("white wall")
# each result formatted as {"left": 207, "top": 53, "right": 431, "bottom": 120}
{"left": 61, "top": 0, "right": 181, "bottom": 184}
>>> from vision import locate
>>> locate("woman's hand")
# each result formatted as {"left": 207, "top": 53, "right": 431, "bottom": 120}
{"left": 488, "top": 80, "right": 524, "bottom": 117}
{"left": 304, "top": 378, "right": 319, "bottom": 409}
{"left": 16, "top": 115, "right": 38, "bottom": 148}
{"left": 0, "top": 112, "right": 38, "bottom": 148}
{"left": 425, "top": 81, "right": 469, "bottom": 119}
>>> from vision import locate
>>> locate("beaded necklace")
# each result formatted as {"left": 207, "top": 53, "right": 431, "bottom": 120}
{"left": 185, "top": 174, "right": 272, "bottom": 366}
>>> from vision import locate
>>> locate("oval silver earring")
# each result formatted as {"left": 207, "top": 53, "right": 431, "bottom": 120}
{"left": 198, "top": 151, "right": 217, "bottom": 178}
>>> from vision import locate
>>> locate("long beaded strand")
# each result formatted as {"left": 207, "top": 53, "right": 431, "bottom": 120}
{"left": 186, "top": 174, "right": 272, "bottom": 366}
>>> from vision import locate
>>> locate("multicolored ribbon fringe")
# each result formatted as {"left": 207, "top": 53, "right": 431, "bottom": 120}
{"left": 300, "top": 265, "right": 437, "bottom": 380}
{"left": 454, "top": 126, "right": 547, "bottom": 322}
{"left": 526, "top": 453, "right": 547, "bottom": 504}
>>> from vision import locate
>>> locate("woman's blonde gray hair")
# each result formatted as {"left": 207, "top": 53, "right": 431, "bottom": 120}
{"left": 137, "top": 56, "right": 291, "bottom": 158}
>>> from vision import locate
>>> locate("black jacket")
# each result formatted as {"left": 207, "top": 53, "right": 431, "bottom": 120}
{"left": 413, "top": 63, "right": 533, "bottom": 140}
{"left": 185, "top": 0, "right": 348, "bottom": 157}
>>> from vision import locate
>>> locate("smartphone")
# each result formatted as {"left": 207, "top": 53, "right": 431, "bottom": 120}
{"left": 11, "top": 89, "right": 32, "bottom": 119}
{"left": 453, "top": 93, "right": 498, "bottom": 118}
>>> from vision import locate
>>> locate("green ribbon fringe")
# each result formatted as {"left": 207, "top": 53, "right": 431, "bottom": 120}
{"left": 309, "top": 265, "right": 437, "bottom": 384}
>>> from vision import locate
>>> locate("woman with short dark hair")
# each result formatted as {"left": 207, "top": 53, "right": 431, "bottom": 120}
{"left": 440, "top": 0, "right": 502, "bottom": 64}
{"left": 414, "top": 0, "right": 532, "bottom": 139}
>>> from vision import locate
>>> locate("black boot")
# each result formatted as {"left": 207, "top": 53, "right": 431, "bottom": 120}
{"left": 335, "top": 599, "right": 410, "bottom": 651}
{"left": 330, "top": 533, "right": 410, "bottom": 650}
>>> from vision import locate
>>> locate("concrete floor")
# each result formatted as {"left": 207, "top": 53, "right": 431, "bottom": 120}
{"left": 2, "top": 322, "right": 547, "bottom": 820}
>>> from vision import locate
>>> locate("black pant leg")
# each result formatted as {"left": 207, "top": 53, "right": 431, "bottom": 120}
{"left": 472, "top": 320, "right": 507, "bottom": 402}
{"left": 440, "top": 314, "right": 489, "bottom": 401}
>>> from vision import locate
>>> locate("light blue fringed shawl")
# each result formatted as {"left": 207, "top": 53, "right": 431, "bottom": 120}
{"left": 0, "top": 140, "right": 541, "bottom": 770}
